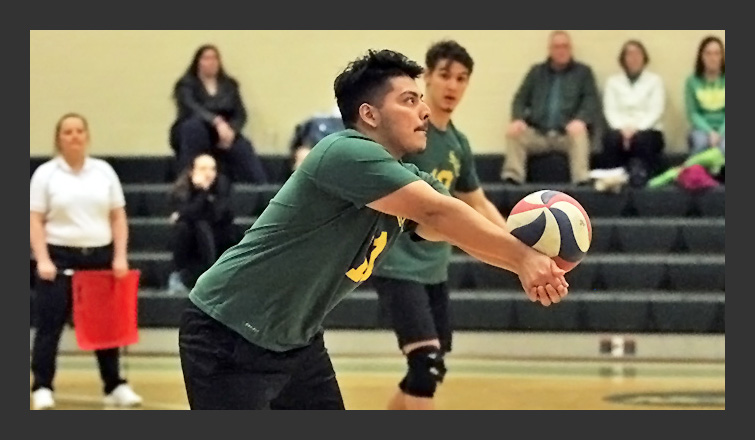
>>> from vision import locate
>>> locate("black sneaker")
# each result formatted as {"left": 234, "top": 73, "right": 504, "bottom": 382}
{"left": 628, "top": 158, "right": 649, "bottom": 188}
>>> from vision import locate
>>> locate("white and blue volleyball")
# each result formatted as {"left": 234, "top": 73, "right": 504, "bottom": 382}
{"left": 507, "top": 190, "right": 592, "bottom": 272}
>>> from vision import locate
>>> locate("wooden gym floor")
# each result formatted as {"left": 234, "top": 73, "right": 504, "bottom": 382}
{"left": 29, "top": 354, "right": 724, "bottom": 410}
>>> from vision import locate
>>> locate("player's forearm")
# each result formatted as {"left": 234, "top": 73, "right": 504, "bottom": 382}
{"left": 419, "top": 197, "right": 527, "bottom": 274}
{"left": 456, "top": 241, "right": 517, "bottom": 272}
{"left": 30, "top": 214, "right": 51, "bottom": 263}
{"left": 475, "top": 199, "right": 508, "bottom": 231}
{"left": 456, "top": 189, "right": 508, "bottom": 231}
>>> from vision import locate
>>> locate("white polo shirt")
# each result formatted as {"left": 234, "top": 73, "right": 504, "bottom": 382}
{"left": 603, "top": 70, "right": 666, "bottom": 131}
{"left": 30, "top": 156, "right": 126, "bottom": 248}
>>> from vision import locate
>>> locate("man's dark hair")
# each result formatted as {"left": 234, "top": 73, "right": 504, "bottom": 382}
{"left": 334, "top": 49, "right": 424, "bottom": 129}
{"left": 425, "top": 40, "right": 474, "bottom": 74}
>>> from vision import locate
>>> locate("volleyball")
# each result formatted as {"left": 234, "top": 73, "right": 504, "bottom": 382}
{"left": 507, "top": 190, "right": 592, "bottom": 272}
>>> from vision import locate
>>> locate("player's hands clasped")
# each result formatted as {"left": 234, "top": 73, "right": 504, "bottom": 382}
{"left": 518, "top": 249, "right": 569, "bottom": 307}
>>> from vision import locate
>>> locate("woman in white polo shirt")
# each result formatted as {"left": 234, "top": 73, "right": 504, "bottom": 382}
{"left": 601, "top": 39, "right": 668, "bottom": 187}
{"left": 29, "top": 113, "right": 143, "bottom": 410}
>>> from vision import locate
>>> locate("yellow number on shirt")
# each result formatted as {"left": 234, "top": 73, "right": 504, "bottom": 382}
{"left": 346, "top": 231, "right": 387, "bottom": 282}
{"left": 432, "top": 169, "right": 454, "bottom": 190}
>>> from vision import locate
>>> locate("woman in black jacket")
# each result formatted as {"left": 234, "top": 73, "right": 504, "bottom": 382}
{"left": 169, "top": 44, "right": 268, "bottom": 184}
{"left": 167, "top": 153, "right": 241, "bottom": 295}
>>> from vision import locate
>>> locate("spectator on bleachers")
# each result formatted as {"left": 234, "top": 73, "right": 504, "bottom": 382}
{"left": 501, "top": 30, "right": 600, "bottom": 186}
{"left": 685, "top": 35, "right": 725, "bottom": 157}
{"left": 601, "top": 40, "right": 667, "bottom": 188}
{"left": 169, "top": 44, "right": 268, "bottom": 184}
{"left": 288, "top": 105, "right": 344, "bottom": 172}
{"left": 29, "top": 113, "right": 142, "bottom": 410}
{"left": 167, "top": 153, "right": 240, "bottom": 295}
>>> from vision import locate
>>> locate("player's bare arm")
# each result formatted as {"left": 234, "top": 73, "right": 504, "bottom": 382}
{"left": 367, "top": 180, "right": 568, "bottom": 305}
{"left": 454, "top": 188, "right": 508, "bottom": 231}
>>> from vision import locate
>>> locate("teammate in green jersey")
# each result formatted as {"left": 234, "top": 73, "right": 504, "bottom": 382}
{"left": 178, "top": 49, "right": 568, "bottom": 410}
{"left": 372, "top": 40, "right": 509, "bottom": 410}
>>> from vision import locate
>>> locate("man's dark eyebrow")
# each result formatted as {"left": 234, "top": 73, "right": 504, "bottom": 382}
{"left": 401, "top": 90, "right": 423, "bottom": 99}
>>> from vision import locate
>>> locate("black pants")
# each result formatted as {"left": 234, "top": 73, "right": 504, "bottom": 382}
{"left": 178, "top": 302, "right": 344, "bottom": 410}
{"left": 31, "top": 244, "right": 127, "bottom": 395}
{"left": 171, "top": 219, "right": 239, "bottom": 288}
{"left": 172, "top": 116, "right": 268, "bottom": 184}
{"left": 602, "top": 129, "right": 666, "bottom": 185}
{"left": 371, "top": 276, "right": 452, "bottom": 354}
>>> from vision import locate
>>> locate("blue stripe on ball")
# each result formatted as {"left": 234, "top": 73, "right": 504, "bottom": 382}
{"left": 510, "top": 211, "right": 547, "bottom": 247}
{"left": 540, "top": 190, "right": 562, "bottom": 204}
{"left": 550, "top": 207, "right": 586, "bottom": 263}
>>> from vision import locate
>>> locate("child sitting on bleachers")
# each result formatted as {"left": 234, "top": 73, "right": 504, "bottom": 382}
{"left": 167, "top": 153, "right": 240, "bottom": 295}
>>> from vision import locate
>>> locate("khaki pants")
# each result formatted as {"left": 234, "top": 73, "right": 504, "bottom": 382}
{"left": 502, "top": 127, "right": 590, "bottom": 183}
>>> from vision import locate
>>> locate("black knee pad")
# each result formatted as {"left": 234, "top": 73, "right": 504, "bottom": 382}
{"left": 399, "top": 346, "right": 446, "bottom": 398}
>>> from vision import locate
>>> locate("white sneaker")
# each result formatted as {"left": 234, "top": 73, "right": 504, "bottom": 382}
{"left": 32, "top": 388, "right": 55, "bottom": 410}
{"left": 103, "top": 384, "right": 143, "bottom": 407}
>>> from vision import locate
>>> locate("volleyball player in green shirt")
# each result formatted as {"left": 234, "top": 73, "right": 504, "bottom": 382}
{"left": 178, "top": 49, "right": 568, "bottom": 410}
{"left": 372, "top": 40, "right": 509, "bottom": 410}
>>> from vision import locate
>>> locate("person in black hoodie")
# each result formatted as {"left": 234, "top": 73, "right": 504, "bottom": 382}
{"left": 169, "top": 44, "right": 267, "bottom": 184}
{"left": 167, "top": 153, "right": 240, "bottom": 295}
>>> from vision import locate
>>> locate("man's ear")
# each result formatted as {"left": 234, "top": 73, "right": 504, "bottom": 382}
{"left": 358, "top": 103, "right": 379, "bottom": 129}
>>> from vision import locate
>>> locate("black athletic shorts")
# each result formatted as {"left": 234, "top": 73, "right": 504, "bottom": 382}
{"left": 178, "top": 302, "right": 344, "bottom": 410}
{"left": 371, "top": 276, "right": 452, "bottom": 354}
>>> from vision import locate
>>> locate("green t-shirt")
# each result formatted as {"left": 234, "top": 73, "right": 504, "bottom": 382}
{"left": 373, "top": 122, "right": 480, "bottom": 284}
{"left": 188, "top": 129, "right": 448, "bottom": 351}
{"left": 685, "top": 74, "right": 725, "bottom": 134}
